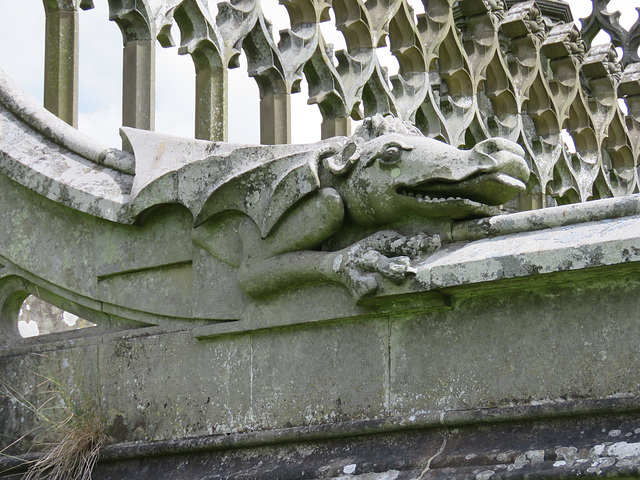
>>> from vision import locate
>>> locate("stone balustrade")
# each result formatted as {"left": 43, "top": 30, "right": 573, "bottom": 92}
{"left": 32, "top": 0, "right": 640, "bottom": 209}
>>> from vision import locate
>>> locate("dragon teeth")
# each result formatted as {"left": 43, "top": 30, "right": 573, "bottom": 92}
{"left": 400, "top": 190, "right": 466, "bottom": 202}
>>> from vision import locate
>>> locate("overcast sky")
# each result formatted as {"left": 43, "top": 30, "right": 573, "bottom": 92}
{"left": 0, "top": 0, "right": 637, "bottom": 147}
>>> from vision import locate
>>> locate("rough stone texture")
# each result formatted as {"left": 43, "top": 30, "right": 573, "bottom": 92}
{"left": 249, "top": 319, "right": 389, "bottom": 427}
{"left": 2, "top": 6, "right": 640, "bottom": 475}
{"left": 0, "top": 85, "right": 538, "bottom": 326}
{"left": 390, "top": 272, "right": 640, "bottom": 415}
{"left": 3, "top": 268, "right": 640, "bottom": 454}
{"left": 0, "top": 69, "right": 134, "bottom": 174}
{"left": 6, "top": 395, "right": 640, "bottom": 479}
{"left": 98, "top": 329, "right": 253, "bottom": 440}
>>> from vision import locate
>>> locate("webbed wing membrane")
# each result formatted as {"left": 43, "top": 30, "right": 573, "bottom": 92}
{"left": 195, "top": 154, "right": 322, "bottom": 237}
{"left": 123, "top": 127, "right": 326, "bottom": 234}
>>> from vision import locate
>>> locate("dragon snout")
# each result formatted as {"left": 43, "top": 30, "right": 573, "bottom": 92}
{"left": 394, "top": 135, "right": 531, "bottom": 212}
{"left": 451, "top": 138, "right": 529, "bottom": 205}
{"left": 472, "top": 138, "right": 530, "bottom": 183}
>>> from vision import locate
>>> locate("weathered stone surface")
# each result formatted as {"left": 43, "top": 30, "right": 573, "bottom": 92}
{"left": 0, "top": 69, "right": 134, "bottom": 174}
{"left": 390, "top": 272, "right": 640, "bottom": 415}
{"left": 415, "top": 213, "right": 640, "bottom": 292}
{"left": 4, "top": 264, "right": 640, "bottom": 453}
{"left": 98, "top": 329, "right": 252, "bottom": 440}
{"left": 250, "top": 319, "right": 389, "bottom": 428}
{"left": 3, "top": 82, "right": 640, "bottom": 329}
{"left": 0, "top": 79, "right": 538, "bottom": 327}
{"left": 5, "top": 396, "right": 640, "bottom": 479}
{"left": 0, "top": 342, "right": 99, "bottom": 454}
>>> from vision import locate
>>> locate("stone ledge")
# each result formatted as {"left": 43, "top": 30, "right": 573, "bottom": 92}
{"left": 4, "top": 396, "right": 640, "bottom": 480}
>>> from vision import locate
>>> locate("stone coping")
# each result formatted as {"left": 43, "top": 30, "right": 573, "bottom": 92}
{"left": 0, "top": 68, "right": 134, "bottom": 174}
{"left": 452, "top": 193, "right": 640, "bottom": 241}
{"left": 94, "top": 396, "right": 640, "bottom": 461}
{"left": 415, "top": 206, "right": 640, "bottom": 291}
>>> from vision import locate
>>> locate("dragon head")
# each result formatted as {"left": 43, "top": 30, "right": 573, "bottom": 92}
{"left": 321, "top": 115, "right": 530, "bottom": 225}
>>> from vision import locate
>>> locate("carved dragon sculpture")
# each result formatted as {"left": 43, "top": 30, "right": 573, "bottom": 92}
{"left": 161, "top": 115, "right": 530, "bottom": 299}
{"left": 0, "top": 70, "right": 529, "bottom": 334}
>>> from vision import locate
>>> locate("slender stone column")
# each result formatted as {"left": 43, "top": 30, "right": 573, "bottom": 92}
{"left": 122, "top": 39, "right": 155, "bottom": 131}
{"left": 260, "top": 93, "right": 291, "bottom": 145}
{"left": 195, "top": 66, "right": 228, "bottom": 142}
{"left": 321, "top": 117, "right": 351, "bottom": 139}
{"left": 43, "top": 8, "right": 79, "bottom": 127}
{"left": 517, "top": 191, "right": 545, "bottom": 210}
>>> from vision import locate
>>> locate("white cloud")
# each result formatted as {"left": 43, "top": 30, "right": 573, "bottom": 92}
{"left": 0, "top": 0, "right": 45, "bottom": 103}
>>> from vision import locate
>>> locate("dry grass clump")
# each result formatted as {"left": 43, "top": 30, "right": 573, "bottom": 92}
{"left": 22, "top": 409, "right": 106, "bottom": 480}
{"left": 1, "top": 372, "right": 106, "bottom": 480}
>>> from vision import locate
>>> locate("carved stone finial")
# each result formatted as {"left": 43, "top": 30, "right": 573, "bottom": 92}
{"left": 501, "top": 0, "right": 547, "bottom": 41}
{"left": 542, "top": 22, "right": 586, "bottom": 61}
{"left": 42, "top": 0, "right": 94, "bottom": 12}
{"left": 582, "top": 43, "right": 623, "bottom": 82}
{"left": 580, "top": 0, "right": 640, "bottom": 67}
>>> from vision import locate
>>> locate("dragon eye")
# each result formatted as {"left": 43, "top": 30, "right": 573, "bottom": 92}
{"left": 379, "top": 145, "right": 402, "bottom": 166}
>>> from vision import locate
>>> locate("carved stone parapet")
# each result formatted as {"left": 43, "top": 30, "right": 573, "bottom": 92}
{"left": 242, "top": 5, "right": 319, "bottom": 99}
{"left": 21, "top": 0, "right": 640, "bottom": 205}
{"left": 173, "top": 0, "right": 224, "bottom": 69}
{"left": 243, "top": 20, "right": 287, "bottom": 97}
{"left": 619, "top": 63, "right": 640, "bottom": 123}
{"left": 505, "top": 0, "right": 572, "bottom": 24}
{"left": 107, "top": 0, "right": 154, "bottom": 42}
{"left": 282, "top": 0, "right": 332, "bottom": 25}
{"left": 457, "top": 0, "right": 506, "bottom": 29}
{"left": 416, "top": 0, "right": 453, "bottom": 60}
{"left": 390, "top": 72, "right": 429, "bottom": 122}
{"left": 305, "top": 0, "right": 381, "bottom": 129}
{"left": 304, "top": 45, "right": 350, "bottom": 119}
{"left": 215, "top": 0, "right": 260, "bottom": 68}
{"left": 460, "top": 0, "right": 504, "bottom": 18}
{"left": 106, "top": 1, "right": 184, "bottom": 139}
{"left": 333, "top": 7, "right": 374, "bottom": 51}
{"left": 106, "top": 1, "right": 179, "bottom": 43}
{"left": 170, "top": 0, "right": 229, "bottom": 141}
{"left": 619, "top": 63, "right": 640, "bottom": 97}
{"left": 457, "top": 1, "right": 505, "bottom": 48}
{"left": 239, "top": 1, "right": 326, "bottom": 143}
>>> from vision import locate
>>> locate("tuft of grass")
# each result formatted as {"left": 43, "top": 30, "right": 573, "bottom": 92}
{"left": 1, "top": 368, "right": 106, "bottom": 480}
{"left": 22, "top": 408, "right": 106, "bottom": 480}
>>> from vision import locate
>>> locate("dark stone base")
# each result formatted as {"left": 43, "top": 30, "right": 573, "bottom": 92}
{"left": 4, "top": 398, "right": 640, "bottom": 479}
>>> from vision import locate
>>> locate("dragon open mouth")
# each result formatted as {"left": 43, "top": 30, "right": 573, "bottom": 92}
{"left": 397, "top": 171, "right": 527, "bottom": 206}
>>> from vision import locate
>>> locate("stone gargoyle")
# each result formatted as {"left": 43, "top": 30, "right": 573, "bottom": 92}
{"left": 126, "top": 115, "right": 530, "bottom": 300}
